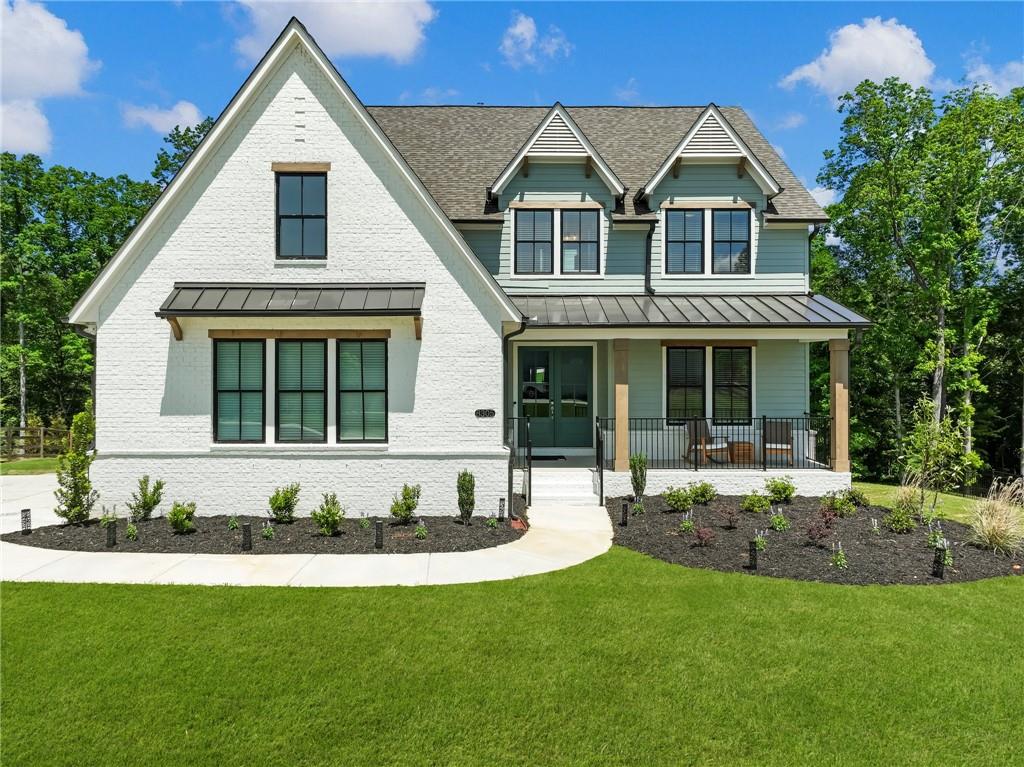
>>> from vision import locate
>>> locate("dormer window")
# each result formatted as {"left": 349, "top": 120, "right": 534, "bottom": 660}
{"left": 561, "top": 210, "right": 599, "bottom": 274}
{"left": 276, "top": 172, "right": 326, "bottom": 259}
{"left": 514, "top": 210, "right": 553, "bottom": 274}
{"left": 712, "top": 209, "right": 750, "bottom": 274}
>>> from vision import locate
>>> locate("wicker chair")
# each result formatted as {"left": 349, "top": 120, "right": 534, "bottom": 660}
{"left": 690, "top": 419, "right": 729, "bottom": 465}
{"left": 763, "top": 419, "right": 794, "bottom": 466}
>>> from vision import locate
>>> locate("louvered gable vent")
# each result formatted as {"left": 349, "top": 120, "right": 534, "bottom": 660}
{"left": 530, "top": 112, "right": 587, "bottom": 155}
{"left": 682, "top": 112, "right": 741, "bottom": 155}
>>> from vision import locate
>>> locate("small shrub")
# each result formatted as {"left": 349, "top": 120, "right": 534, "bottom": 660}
{"left": 753, "top": 531, "right": 767, "bottom": 552}
{"left": 457, "top": 470, "right": 475, "bottom": 524}
{"left": 390, "top": 484, "right": 422, "bottom": 524}
{"left": 820, "top": 491, "right": 857, "bottom": 518}
{"left": 662, "top": 486, "right": 693, "bottom": 512}
{"left": 870, "top": 517, "right": 881, "bottom": 535}
{"left": 53, "top": 450, "right": 98, "bottom": 524}
{"left": 830, "top": 542, "right": 848, "bottom": 569}
{"left": 740, "top": 492, "right": 770, "bottom": 514}
{"left": 168, "top": 501, "right": 197, "bottom": 534}
{"left": 358, "top": 515, "right": 371, "bottom": 530}
{"left": 807, "top": 520, "right": 832, "bottom": 545}
{"left": 261, "top": 523, "right": 275, "bottom": 540}
{"left": 969, "top": 478, "right": 1024, "bottom": 554}
{"left": 98, "top": 506, "right": 117, "bottom": 528}
{"left": 126, "top": 475, "right": 165, "bottom": 521}
{"left": 629, "top": 453, "right": 648, "bottom": 500}
{"left": 693, "top": 527, "right": 716, "bottom": 547}
{"left": 228, "top": 515, "right": 239, "bottom": 531}
{"left": 678, "top": 512, "right": 695, "bottom": 534}
{"left": 884, "top": 505, "right": 917, "bottom": 534}
{"left": 720, "top": 508, "right": 740, "bottom": 529}
{"left": 632, "top": 500, "right": 645, "bottom": 516}
{"left": 311, "top": 492, "right": 345, "bottom": 536}
{"left": 765, "top": 476, "right": 796, "bottom": 504}
{"left": 925, "top": 521, "right": 945, "bottom": 549}
{"left": 414, "top": 524, "right": 428, "bottom": 540}
{"left": 688, "top": 481, "right": 717, "bottom": 505}
{"left": 485, "top": 516, "right": 498, "bottom": 530}
{"left": 843, "top": 487, "right": 870, "bottom": 507}
{"left": 769, "top": 512, "right": 790, "bottom": 532}
{"left": 125, "top": 523, "right": 138, "bottom": 542}
{"left": 269, "top": 483, "right": 301, "bottom": 523}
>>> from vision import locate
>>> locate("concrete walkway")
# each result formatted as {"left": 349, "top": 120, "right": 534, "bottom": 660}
{"left": 1, "top": 476, "right": 611, "bottom": 587}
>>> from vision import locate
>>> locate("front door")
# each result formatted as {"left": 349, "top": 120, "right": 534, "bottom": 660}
{"left": 518, "top": 346, "right": 593, "bottom": 449}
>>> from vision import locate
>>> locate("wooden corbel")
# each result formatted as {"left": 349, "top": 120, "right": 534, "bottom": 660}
{"left": 414, "top": 316, "right": 423, "bottom": 341}
{"left": 522, "top": 156, "right": 529, "bottom": 178}
{"left": 737, "top": 158, "right": 746, "bottom": 179}
{"left": 166, "top": 316, "right": 183, "bottom": 341}
{"left": 672, "top": 157, "right": 682, "bottom": 179}
{"left": 585, "top": 156, "right": 593, "bottom": 178}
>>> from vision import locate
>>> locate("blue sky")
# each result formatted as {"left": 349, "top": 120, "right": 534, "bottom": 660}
{"left": 2, "top": 1, "right": 1022, "bottom": 203}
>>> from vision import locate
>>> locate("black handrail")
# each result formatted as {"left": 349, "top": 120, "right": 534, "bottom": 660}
{"left": 525, "top": 416, "right": 533, "bottom": 507}
{"left": 595, "top": 416, "right": 604, "bottom": 505}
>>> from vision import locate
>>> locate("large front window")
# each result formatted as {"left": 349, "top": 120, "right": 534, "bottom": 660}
{"left": 665, "top": 210, "right": 704, "bottom": 274}
{"left": 712, "top": 209, "right": 750, "bottom": 274}
{"left": 515, "top": 209, "right": 553, "bottom": 274}
{"left": 712, "top": 347, "right": 752, "bottom": 424}
{"left": 666, "top": 347, "right": 705, "bottom": 421}
{"left": 561, "top": 209, "right": 599, "bottom": 274}
{"left": 277, "top": 173, "right": 326, "bottom": 259}
{"left": 214, "top": 340, "right": 265, "bottom": 442}
{"left": 337, "top": 340, "right": 387, "bottom": 443}
{"left": 276, "top": 340, "right": 326, "bottom": 442}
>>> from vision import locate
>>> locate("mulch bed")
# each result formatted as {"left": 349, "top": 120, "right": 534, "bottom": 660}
{"left": 3, "top": 511, "right": 525, "bottom": 556}
{"left": 607, "top": 495, "right": 1023, "bottom": 585}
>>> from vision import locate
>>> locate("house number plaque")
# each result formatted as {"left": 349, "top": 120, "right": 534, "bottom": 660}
{"left": 474, "top": 409, "right": 495, "bottom": 418}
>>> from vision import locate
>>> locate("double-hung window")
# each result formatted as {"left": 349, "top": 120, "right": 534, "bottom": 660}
{"left": 712, "top": 347, "right": 752, "bottom": 425}
{"left": 214, "top": 340, "right": 265, "bottom": 442}
{"left": 561, "top": 209, "right": 599, "bottom": 274}
{"left": 276, "top": 340, "right": 326, "bottom": 442}
{"left": 712, "top": 209, "right": 750, "bottom": 274}
{"left": 665, "top": 347, "right": 705, "bottom": 423}
{"left": 277, "top": 173, "right": 326, "bottom": 259}
{"left": 514, "top": 210, "right": 553, "bottom": 274}
{"left": 665, "top": 210, "right": 704, "bottom": 274}
{"left": 337, "top": 340, "right": 387, "bottom": 443}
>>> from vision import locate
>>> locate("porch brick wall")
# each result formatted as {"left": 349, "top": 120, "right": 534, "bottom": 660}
{"left": 596, "top": 469, "right": 852, "bottom": 498}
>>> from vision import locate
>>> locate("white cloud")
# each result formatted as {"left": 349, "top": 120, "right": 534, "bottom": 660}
{"left": 775, "top": 112, "right": 806, "bottom": 130}
{"left": 614, "top": 77, "right": 641, "bottom": 104}
{"left": 0, "top": 0, "right": 99, "bottom": 154}
{"left": 499, "top": 11, "right": 573, "bottom": 70}
{"left": 810, "top": 186, "right": 837, "bottom": 207}
{"left": 780, "top": 17, "right": 935, "bottom": 98}
{"left": 122, "top": 100, "right": 203, "bottom": 134}
{"left": 0, "top": 99, "right": 51, "bottom": 154}
{"left": 399, "top": 86, "right": 459, "bottom": 104}
{"left": 965, "top": 56, "right": 1024, "bottom": 96}
{"left": 771, "top": 143, "right": 786, "bottom": 159}
{"left": 235, "top": 1, "right": 436, "bottom": 63}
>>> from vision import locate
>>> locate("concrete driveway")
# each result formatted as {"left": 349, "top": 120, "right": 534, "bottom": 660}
{"left": 1, "top": 473, "right": 60, "bottom": 534}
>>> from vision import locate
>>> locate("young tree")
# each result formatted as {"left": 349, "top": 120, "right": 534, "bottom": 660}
{"left": 151, "top": 117, "right": 214, "bottom": 188}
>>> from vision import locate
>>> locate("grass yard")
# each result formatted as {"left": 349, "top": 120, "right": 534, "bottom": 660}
{"left": 0, "top": 457, "right": 59, "bottom": 476}
{"left": 3, "top": 548, "right": 1022, "bottom": 766}
{"left": 853, "top": 480, "right": 977, "bottom": 522}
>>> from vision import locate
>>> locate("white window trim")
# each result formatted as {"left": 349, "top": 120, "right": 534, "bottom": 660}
{"left": 659, "top": 207, "right": 757, "bottom": 279}
{"left": 509, "top": 206, "right": 605, "bottom": 280}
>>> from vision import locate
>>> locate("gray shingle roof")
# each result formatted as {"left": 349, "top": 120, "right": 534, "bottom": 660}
{"left": 156, "top": 283, "right": 425, "bottom": 317}
{"left": 367, "top": 106, "right": 827, "bottom": 222}
{"left": 512, "top": 293, "right": 870, "bottom": 328}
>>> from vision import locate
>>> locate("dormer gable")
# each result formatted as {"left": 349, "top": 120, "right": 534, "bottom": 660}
{"left": 490, "top": 103, "right": 624, "bottom": 199}
{"left": 640, "top": 104, "right": 781, "bottom": 200}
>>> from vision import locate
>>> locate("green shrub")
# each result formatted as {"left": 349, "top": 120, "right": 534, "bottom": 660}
{"left": 269, "top": 483, "right": 301, "bottom": 523}
{"left": 754, "top": 532, "right": 767, "bottom": 552}
{"left": 261, "top": 523, "right": 275, "bottom": 540}
{"left": 820, "top": 491, "right": 857, "bottom": 518}
{"left": 969, "top": 479, "right": 1024, "bottom": 554}
{"left": 830, "top": 542, "right": 848, "bottom": 569}
{"left": 457, "top": 470, "right": 475, "bottom": 524}
{"left": 53, "top": 450, "right": 98, "bottom": 524}
{"left": 69, "top": 405, "right": 95, "bottom": 453}
{"left": 358, "top": 516, "right": 371, "bottom": 530}
{"left": 228, "top": 515, "right": 239, "bottom": 531}
{"left": 678, "top": 517, "right": 695, "bottom": 535}
{"left": 765, "top": 476, "right": 796, "bottom": 504}
{"left": 125, "top": 523, "right": 138, "bottom": 542}
{"left": 769, "top": 512, "right": 790, "bottom": 532}
{"left": 311, "top": 492, "right": 345, "bottom": 536}
{"left": 740, "top": 492, "right": 770, "bottom": 514}
{"left": 485, "top": 516, "right": 498, "bottom": 529}
{"left": 414, "top": 524, "right": 428, "bottom": 540}
{"left": 629, "top": 453, "right": 648, "bottom": 499}
{"left": 126, "top": 475, "right": 164, "bottom": 521}
{"left": 632, "top": 500, "right": 645, "bottom": 516}
{"left": 843, "top": 487, "right": 870, "bottom": 507}
{"left": 884, "top": 487, "right": 918, "bottom": 533}
{"left": 167, "top": 501, "right": 197, "bottom": 534}
{"left": 687, "top": 481, "right": 717, "bottom": 505}
{"left": 98, "top": 506, "right": 117, "bottom": 528}
{"left": 662, "top": 486, "right": 693, "bottom": 512}
{"left": 390, "top": 484, "right": 422, "bottom": 525}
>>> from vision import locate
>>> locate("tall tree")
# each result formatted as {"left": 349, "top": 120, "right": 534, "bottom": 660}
{"left": 151, "top": 117, "right": 215, "bottom": 188}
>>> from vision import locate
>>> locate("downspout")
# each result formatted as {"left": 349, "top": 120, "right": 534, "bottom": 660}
{"left": 643, "top": 219, "right": 658, "bottom": 295}
{"left": 807, "top": 224, "right": 820, "bottom": 292}
{"left": 502, "top": 317, "right": 529, "bottom": 444}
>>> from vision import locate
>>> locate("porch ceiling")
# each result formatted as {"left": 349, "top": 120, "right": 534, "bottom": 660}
{"left": 511, "top": 293, "right": 870, "bottom": 329}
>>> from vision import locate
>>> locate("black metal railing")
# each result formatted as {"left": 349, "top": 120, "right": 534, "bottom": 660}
{"left": 595, "top": 416, "right": 831, "bottom": 471}
{"left": 505, "top": 417, "right": 533, "bottom": 506}
{"left": 594, "top": 417, "right": 604, "bottom": 504}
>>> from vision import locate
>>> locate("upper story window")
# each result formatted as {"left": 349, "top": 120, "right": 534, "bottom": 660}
{"left": 561, "top": 210, "right": 599, "bottom": 274}
{"left": 712, "top": 209, "right": 750, "bottom": 274}
{"left": 665, "top": 210, "right": 704, "bottom": 274}
{"left": 515, "top": 210, "right": 553, "bottom": 274}
{"left": 277, "top": 173, "right": 326, "bottom": 259}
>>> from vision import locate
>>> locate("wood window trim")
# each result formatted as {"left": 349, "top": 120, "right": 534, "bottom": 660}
{"left": 271, "top": 162, "right": 332, "bottom": 172}
{"left": 661, "top": 340, "right": 758, "bottom": 347}
{"left": 509, "top": 200, "right": 604, "bottom": 210}
{"left": 209, "top": 329, "right": 391, "bottom": 340}
{"left": 661, "top": 200, "right": 753, "bottom": 210}
{"left": 336, "top": 339, "right": 388, "bottom": 444}
{"left": 212, "top": 339, "right": 266, "bottom": 444}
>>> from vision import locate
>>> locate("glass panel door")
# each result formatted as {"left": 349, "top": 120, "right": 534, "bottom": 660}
{"left": 518, "top": 348, "right": 554, "bottom": 447}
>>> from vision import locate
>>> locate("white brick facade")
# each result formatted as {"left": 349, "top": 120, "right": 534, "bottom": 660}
{"left": 89, "top": 43, "right": 512, "bottom": 516}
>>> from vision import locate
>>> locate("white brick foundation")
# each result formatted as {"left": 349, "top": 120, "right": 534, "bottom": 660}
{"left": 595, "top": 468, "right": 851, "bottom": 499}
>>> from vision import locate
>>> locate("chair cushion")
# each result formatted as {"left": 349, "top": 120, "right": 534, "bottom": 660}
{"left": 765, "top": 443, "right": 792, "bottom": 449}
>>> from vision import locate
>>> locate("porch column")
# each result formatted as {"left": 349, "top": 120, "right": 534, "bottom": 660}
{"left": 829, "top": 338, "right": 851, "bottom": 473}
{"left": 614, "top": 339, "right": 629, "bottom": 471}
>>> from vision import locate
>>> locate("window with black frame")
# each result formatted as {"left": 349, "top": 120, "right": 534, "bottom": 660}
{"left": 214, "top": 340, "right": 265, "bottom": 442}
{"left": 712, "top": 347, "right": 752, "bottom": 424}
{"left": 337, "top": 340, "right": 387, "bottom": 443}
{"left": 276, "top": 340, "right": 326, "bottom": 442}
{"left": 665, "top": 209, "right": 704, "bottom": 274}
{"left": 666, "top": 347, "right": 705, "bottom": 423}
{"left": 711, "top": 209, "right": 750, "bottom": 274}
{"left": 514, "top": 209, "right": 553, "bottom": 274}
{"left": 276, "top": 173, "right": 326, "bottom": 259}
{"left": 561, "top": 209, "right": 599, "bottom": 274}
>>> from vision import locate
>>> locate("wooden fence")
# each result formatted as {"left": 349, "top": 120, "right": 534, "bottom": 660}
{"left": 1, "top": 426, "right": 70, "bottom": 459}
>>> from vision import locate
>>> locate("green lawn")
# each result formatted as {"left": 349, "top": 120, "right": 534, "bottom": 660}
{"left": 3, "top": 548, "right": 1021, "bottom": 766}
{"left": 853, "top": 480, "right": 977, "bottom": 522}
{"left": 0, "top": 457, "right": 59, "bottom": 475}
